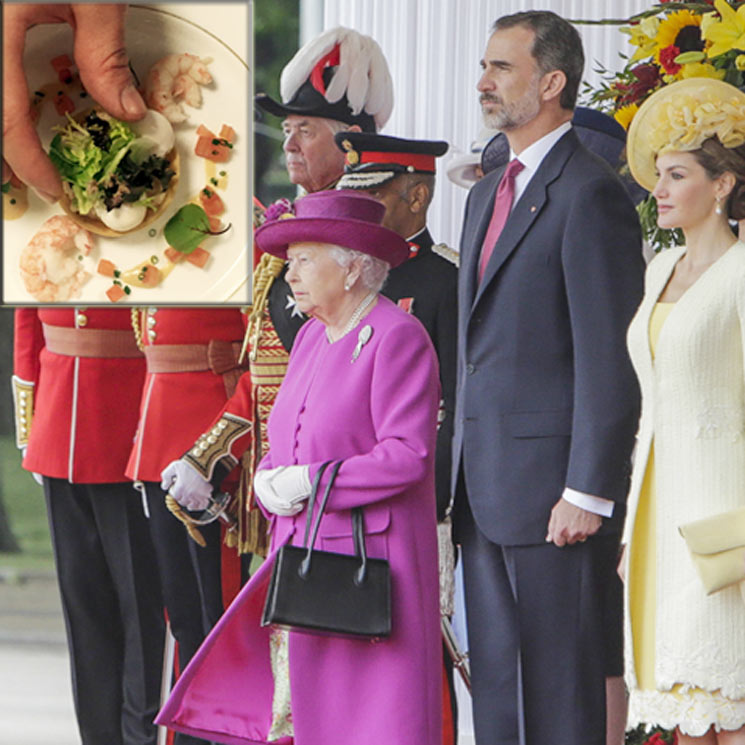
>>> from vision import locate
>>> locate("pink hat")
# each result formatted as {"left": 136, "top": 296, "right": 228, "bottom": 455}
{"left": 254, "top": 190, "right": 409, "bottom": 268}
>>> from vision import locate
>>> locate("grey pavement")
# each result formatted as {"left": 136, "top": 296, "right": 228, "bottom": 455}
{"left": 0, "top": 570, "right": 79, "bottom": 745}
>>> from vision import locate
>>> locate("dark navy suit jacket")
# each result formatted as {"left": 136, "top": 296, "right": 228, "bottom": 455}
{"left": 452, "top": 128, "right": 644, "bottom": 545}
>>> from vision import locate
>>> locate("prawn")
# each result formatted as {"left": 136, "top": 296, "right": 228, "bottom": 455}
{"left": 20, "top": 216, "right": 94, "bottom": 302}
{"left": 144, "top": 53, "right": 213, "bottom": 124}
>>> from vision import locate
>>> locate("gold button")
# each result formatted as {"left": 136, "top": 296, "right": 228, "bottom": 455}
{"left": 148, "top": 330, "right": 156, "bottom": 341}
{"left": 77, "top": 314, "right": 88, "bottom": 327}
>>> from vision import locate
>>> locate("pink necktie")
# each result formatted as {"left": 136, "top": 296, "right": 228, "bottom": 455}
{"left": 478, "top": 158, "right": 525, "bottom": 282}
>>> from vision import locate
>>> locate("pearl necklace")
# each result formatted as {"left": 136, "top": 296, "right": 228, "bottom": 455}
{"left": 329, "top": 292, "right": 377, "bottom": 341}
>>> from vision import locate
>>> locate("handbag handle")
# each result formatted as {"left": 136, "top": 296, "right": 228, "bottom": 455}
{"left": 299, "top": 460, "right": 370, "bottom": 585}
{"left": 301, "top": 460, "right": 333, "bottom": 548}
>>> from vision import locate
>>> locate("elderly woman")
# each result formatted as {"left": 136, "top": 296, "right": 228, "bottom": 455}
{"left": 622, "top": 79, "right": 745, "bottom": 743}
{"left": 157, "top": 190, "right": 443, "bottom": 745}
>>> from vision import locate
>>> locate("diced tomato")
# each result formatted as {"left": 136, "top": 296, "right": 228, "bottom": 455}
{"left": 219, "top": 124, "right": 235, "bottom": 144}
{"left": 138, "top": 264, "right": 162, "bottom": 287}
{"left": 196, "top": 124, "right": 215, "bottom": 139}
{"left": 200, "top": 187, "right": 225, "bottom": 217}
{"left": 185, "top": 246, "right": 210, "bottom": 268}
{"left": 164, "top": 247, "right": 185, "bottom": 263}
{"left": 97, "top": 259, "right": 117, "bottom": 277}
{"left": 106, "top": 284, "right": 126, "bottom": 303}
{"left": 51, "top": 54, "right": 73, "bottom": 72}
{"left": 54, "top": 93, "right": 75, "bottom": 116}
{"left": 208, "top": 216, "right": 221, "bottom": 232}
{"left": 194, "top": 135, "right": 230, "bottom": 162}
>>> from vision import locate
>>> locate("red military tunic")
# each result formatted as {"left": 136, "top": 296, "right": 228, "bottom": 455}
{"left": 126, "top": 307, "right": 248, "bottom": 482}
{"left": 13, "top": 308, "right": 144, "bottom": 482}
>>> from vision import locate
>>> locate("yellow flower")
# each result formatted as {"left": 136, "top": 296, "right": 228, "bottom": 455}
{"left": 737, "top": 54, "right": 745, "bottom": 71}
{"left": 622, "top": 17, "right": 659, "bottom": 62}
{"left": 702, "top": 0, "right": 745, "bottom": 59}
{"left": 614, "top": 103, "right": 639, "bottom": 130}
{"left": 679, "top": 61, "right": 727, "bottom": 80}
{"left": 654, "top": 10, "right": 702, "bottom": 64}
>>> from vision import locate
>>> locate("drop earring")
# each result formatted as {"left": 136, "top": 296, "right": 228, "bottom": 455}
{"left": 715, "top": 197, "right": 722, "bottom": 215}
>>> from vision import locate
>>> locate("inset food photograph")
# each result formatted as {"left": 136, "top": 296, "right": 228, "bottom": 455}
{"left": 2, "top": 2, "right": 252, "bottom": 304}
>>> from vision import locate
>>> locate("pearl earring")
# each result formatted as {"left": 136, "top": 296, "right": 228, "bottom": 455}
{"left": 344, "top": 281, "right": 351, "bottom": 291}
{"left": 715, "top": 197, "right": 722, "bottom": 215}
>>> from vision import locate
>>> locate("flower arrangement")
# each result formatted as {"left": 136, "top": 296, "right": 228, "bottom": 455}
{"left": 582, "top": 0, "right": 745, "bottom": 249}
{"left": 625, "top": 726, "right": 679, "bottom": 745}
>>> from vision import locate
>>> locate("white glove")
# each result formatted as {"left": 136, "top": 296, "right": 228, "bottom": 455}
{"left": 254, "top": 465, "right": 312, "bottom": 516}
{"left": 21, "top": 447, "right": 43, "bottom": 486}
{"left": 160, "top": 459, "right": 212, "bottom": 512}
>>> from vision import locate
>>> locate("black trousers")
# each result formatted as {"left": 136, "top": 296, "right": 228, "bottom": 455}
{"left": 44, "top": 478, "right": 165, "bottom": 745}
{"left": 459, "top": 499, "right": 613, "bottom": 745}
{"left": 143, "top": 482, "right": 222, "bottom": 745}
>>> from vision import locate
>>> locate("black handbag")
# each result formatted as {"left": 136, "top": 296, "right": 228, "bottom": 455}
{"left": 261, "top": 460, "right": 392, "bottom": 638}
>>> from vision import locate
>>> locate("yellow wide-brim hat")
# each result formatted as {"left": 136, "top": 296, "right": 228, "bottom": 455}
{"left": 627, "top": 78, "right": 745, "bottom": 192}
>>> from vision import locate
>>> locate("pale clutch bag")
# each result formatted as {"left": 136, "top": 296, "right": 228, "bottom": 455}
{"left": 679, "top": 507, "right": 745, "bottom": 595}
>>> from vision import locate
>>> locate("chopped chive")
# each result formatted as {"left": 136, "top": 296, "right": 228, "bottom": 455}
{"left": 211, "top": 138, "right": 220, "bottom": 145}
{"left": 113, "top": 269, "right": 121, "bottom": 278}
{"left": 1, "top": 183, "right": 10, "bottom": 194}
{"left": 124, "top": 286, "right": 132, "bottom": 295}
{"left": 113, "top": 279, "right": 121, "bottom": 286}
{"left": 210, "top": 177, "right": 218, "bottom": 186}
{"left": 219, "top": 170, "right": 226, "bottom": 176}
{"left": 9, "top": 198, "right": 16, "bottom": 205}
{"left": 148, "top": 228, "right": 156, "bottom": 237}
{"left": 137, "top": 273, "right": 145, "bottom": 281}
{"left": 151, "top": 255, "right": 159, "bottom": 264}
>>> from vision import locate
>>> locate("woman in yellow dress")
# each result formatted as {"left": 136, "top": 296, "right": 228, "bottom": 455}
{"left": 622, "top": 78, "right": 745, "bottom": 744}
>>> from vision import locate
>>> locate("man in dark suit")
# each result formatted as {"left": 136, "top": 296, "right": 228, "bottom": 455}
{"left": 452, "top": 11, "right": 644, "bottom": 745}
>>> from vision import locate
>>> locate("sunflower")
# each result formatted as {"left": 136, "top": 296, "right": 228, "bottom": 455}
{"left": 654, "top": 10, "right": 704, "bottom": 65}
{"left": 614, "top": 103, "right": 639, "bottom": 130}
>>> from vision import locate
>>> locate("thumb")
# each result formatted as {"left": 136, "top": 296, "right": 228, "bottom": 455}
{"left": 71, "top": 4, "right": 146, "bottom": 121}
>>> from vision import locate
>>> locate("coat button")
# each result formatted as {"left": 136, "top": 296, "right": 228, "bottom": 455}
{"left": 466, "top": 363, "right": 475, "bottom": 375}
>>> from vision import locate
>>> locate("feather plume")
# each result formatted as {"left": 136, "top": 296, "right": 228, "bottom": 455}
{"left": 279, "top": 26, "right": 393, "bottom": 130}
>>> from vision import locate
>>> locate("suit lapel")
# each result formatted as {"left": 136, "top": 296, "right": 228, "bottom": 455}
{"left": 472, "top": 130, "right": 579, "bottom": 312}
{"left": 463, "top": 169, "right": 503, "bottom": 308}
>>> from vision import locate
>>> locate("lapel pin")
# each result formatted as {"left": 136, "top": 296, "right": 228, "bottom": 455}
{"left": 530, "top": 205, "right": 537, "bottom": 213}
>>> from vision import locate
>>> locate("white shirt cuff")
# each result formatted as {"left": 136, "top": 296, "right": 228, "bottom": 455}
{"left": 562, "top": 487, "right": 614, "bottom": 518}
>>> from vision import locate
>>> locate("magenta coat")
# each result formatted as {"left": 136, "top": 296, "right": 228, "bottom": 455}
{"left": 157, "top": 296, "right": 442, "bottom": 745}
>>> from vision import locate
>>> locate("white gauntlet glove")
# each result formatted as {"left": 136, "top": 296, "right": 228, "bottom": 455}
{"left": 161, "top": 459, "right": 213, "bottom": 512}
{"left": 254, "top": 465, "right": 312, "bottom": 516}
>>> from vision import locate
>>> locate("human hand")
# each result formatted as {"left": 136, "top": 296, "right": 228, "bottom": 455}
{"left": 160, "top": 459, "right": 212, "bottom": 512}
{"left": 3, "top": 3, "right": 146, "bottom": 201}
{"left": 545, "top": 497, "right": 602, "bottom": 547}
{"left": 617, "top": 543, "right": 627, "bottom": 583}
{"left": 254, "top": 465, "right": 312, "bottom": 517}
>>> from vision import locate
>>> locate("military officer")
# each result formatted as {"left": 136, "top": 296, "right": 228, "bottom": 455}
{"left": 12, "top": 307, "right": 164, "bottom": 745}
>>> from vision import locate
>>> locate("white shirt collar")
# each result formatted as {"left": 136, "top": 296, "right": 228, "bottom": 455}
{"left": 510, "top": 120, "right": 572, "bottom": 204}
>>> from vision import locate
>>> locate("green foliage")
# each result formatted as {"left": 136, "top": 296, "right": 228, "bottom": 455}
{"left": 0, "top": 435, "right": 54, "bottom": 572}
{"left": 254, "top": 0, "right": 300, "bottom": 204}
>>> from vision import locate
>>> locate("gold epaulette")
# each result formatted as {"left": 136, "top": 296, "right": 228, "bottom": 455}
{"left": 183, "top": 413, "right": 252, "bottom": 481}
{"left": 433, "top": 242, "right": 460, "bottom": 268}
{"left": 12, "top": 376, "right": 34, "bottom": 449}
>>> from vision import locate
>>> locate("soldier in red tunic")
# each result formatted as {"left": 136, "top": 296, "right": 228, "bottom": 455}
{"left": 125, "top": 307, "right": 249, "bottom": 745}
{"left": 12, "top": 307, "right": 164, "bottom": 745}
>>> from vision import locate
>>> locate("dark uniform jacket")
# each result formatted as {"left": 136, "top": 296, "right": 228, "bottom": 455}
{"left": 383, "top": 227, "right": 458, "bottom": 520}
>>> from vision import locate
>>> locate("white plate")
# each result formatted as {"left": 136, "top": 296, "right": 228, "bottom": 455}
{"left": 3, "top": 3, "right": 252, "bottom": 305}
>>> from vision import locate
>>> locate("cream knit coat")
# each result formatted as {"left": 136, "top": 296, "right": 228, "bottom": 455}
{"left": 623, "top": 242, "right": 745, "bottom": 716}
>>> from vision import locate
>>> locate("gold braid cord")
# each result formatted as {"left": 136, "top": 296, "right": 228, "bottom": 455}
{"left": 231, "top": 252, "right": 288, "bottom": 557}
{"left": 183, "top": 413, "right": 250, "bottom": 480}
{"left": 130, "top": 307, "right": 145, "bottom": 351}
{"left": 165, "top": 493, "right": 207, "bottom": 547}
